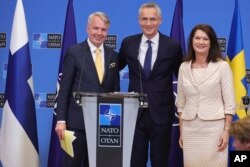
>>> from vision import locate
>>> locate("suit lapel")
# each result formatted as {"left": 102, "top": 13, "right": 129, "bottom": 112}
{"left": 102, "top": 47, "right": 112, "bottom": 84}
{"left": 81, "top": 41, "right": 101, "bottom": 84}
{"left": 187, "top": 61, "right": 197, "bottom": 86}
{"left": 190, "top": 61, "right": 220, "bottom": 86}
{"left": 150, "top": 33, "right": 168, "bottom": 78}
{"left": 151, "top": 34, "right": 163, "bottom": 75}
{"left": 197, "top": 62, "right": 220, "bottom": 85}
{"left": 132, "top": 35, "right": 145, "bottom": 77}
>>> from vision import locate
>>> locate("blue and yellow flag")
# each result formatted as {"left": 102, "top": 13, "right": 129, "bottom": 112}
{"left": 227, "top": 0, "right": 247, "bottom": 120}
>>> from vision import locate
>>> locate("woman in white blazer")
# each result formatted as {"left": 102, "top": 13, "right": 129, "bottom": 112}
{"left": 177, "top": 24, "right": 236, "bottom": 167}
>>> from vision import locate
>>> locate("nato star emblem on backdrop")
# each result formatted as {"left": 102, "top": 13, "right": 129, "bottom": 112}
{"left": 35, "top": 93, "right": 56, "bottom": 108}
{"left": 33, "top": 33, "right": 61, "bottom": 49}
{"left": 3, "top": 63, "right": 7, "bottom": 79}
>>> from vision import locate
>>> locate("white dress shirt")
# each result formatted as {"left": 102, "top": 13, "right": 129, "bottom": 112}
{"left": 138, "top": 33, "right": 159, "bottom": 70}
{"left": 87, "top": 38, "right": 105, "bottom": 72}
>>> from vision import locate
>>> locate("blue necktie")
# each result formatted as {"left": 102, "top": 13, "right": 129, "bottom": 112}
{"left": 144, "top": 40, "right": 152, "bottom": 78}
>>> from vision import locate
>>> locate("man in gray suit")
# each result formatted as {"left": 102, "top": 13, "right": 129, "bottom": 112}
{"left": 55, "top": 12, "right": 119, "bottom": 167}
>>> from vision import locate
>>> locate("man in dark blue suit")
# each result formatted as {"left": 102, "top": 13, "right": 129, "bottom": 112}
{"left": 119, "top": 2, "right": 183, "bottom": 167}
{"left": 55, "top": 12, "right": 119, "bottom": 167}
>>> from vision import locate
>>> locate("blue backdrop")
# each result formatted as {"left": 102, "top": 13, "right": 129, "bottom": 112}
{"left": 1, "top": 0, "right": 250, "bottom": 166}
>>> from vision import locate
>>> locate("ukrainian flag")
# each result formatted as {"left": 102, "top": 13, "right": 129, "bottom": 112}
{"left": 227, "top": 0, "right": 247, "bottom": 119}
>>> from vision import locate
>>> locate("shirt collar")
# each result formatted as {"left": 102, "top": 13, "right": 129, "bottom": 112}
{"left": 87, "top": 38, "right": 104, "bottom": 53}
{"left": 141, "top": 32, "right": 159, "bottom": 44}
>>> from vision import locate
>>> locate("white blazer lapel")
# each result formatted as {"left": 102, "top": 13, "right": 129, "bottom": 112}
{"left": 195, "top": 62, "right": 220, "bottom": 86}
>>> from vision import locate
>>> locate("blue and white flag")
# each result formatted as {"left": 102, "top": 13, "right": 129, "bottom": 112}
{"left": 0, "top": 0, "right": 39, "bottom": 166}
{"left": 47, "top": 0, "right": 77, "bottom": 166}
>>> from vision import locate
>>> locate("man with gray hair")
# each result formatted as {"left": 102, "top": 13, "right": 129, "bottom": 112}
{"left": 55, "top": 11, "right": 119, "bottom": 167}
{"left": 119, "top": 2, "right": 183, "bottom": 166}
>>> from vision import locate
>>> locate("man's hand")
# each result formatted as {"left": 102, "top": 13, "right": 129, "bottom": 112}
{"left": 55, "top": 122, "right": 66, "bottom": 140}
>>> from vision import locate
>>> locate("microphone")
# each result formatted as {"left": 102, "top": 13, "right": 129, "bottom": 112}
{"left": 75, "top": 47, "right": 88, "bottom": 106}
{"left": 242, "top": 74, "right": 250, "bottom": 114}
{"left": 242, "top": 96, "right": 249, "bottom": 113}
{"left": 75, "top": 93, "right": 81, "bottom": 105}
{"left": 137, "top": 50, "right": 148, "bottom": 108}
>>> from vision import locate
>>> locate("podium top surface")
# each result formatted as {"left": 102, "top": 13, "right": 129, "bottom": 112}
{"left": 74, "top": 92, "right": 145, "bottom": 99}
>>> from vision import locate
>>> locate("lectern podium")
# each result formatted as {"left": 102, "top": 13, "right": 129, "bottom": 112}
{"left": 78, "top": 92, "right": 141, "bottom": 167}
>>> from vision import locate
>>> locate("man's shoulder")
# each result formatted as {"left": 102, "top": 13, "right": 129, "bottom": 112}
{"left": 122, "top": 33, "right": 142, "bottom": 42}
{"left": 104, "top": 45, "right": 118, "bottom": 54}
{"left": 159, "top": 33, "right": 179, "bottom": 44}
{"left": 67, "top": 41, "right": 87, "bottom": 51}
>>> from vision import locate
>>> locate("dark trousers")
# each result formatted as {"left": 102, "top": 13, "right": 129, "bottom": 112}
{"left": 131, "top": 109, "right": 172, "bottom": 167}
{"left": 62, "top": 128, "right": 89, "bottom": 167}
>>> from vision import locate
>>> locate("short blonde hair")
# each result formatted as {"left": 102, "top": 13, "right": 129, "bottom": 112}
{"left": 88, "top": 11, "right": 110, "bottom": 27}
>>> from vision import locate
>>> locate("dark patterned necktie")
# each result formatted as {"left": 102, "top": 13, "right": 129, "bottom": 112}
{"left": 143, "top": 40, "right": 152, "bottom": 78}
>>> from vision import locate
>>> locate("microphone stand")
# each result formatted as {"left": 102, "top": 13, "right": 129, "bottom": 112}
{"left": 74, "top": 47, "right": 89, "bottom": 106}
{"left": 242, "top": 95, "right": 250, "bottom": 115}
{"left": 242, "top": 73, "right": 250, "bottom": 115}
{"left": 137, "top": 51, "right": 148, "bottom": 109}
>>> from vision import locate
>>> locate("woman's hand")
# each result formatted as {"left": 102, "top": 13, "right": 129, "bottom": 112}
{"left": 217, "top": 129, "right": 229, "bottom": 151}
{"left": 179, "top": 133, "right": 183, "bottom": 149}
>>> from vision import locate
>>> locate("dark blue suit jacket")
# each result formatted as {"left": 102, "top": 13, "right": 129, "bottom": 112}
{"left": 56, "top": 40, "right": 120, "bottom": 129}
{"left": 119, "top": 33, "right": 182, "bottom": 124}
